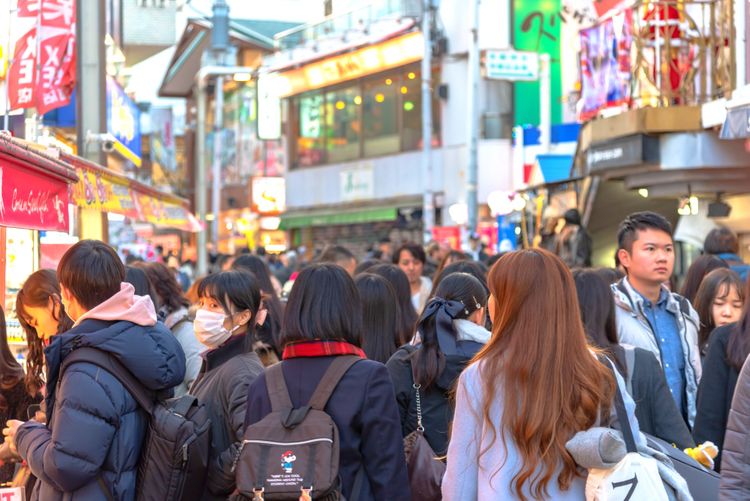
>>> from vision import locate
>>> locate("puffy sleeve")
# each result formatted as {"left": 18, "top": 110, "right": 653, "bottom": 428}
{"left": 207, "top": 359, "right": 263, "bottom": 497}
{"left": 719, "top": 357, "right": 750, "bottom": 499}
{"left": 442, "top": 368, "right": 481, "bottom": 501}
{"left": 15, "top": 364, "right": 120, "bottom": 493}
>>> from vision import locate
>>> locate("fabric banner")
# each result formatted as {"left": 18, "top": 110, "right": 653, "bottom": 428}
{"left": 0, "top": 156, "right": 69, "bottom": 231}
{"left": 8, "top": 0, "right": 76, "bottom": 114}
{"left": 579, "top": 10, "right": 633, "bottom": 120}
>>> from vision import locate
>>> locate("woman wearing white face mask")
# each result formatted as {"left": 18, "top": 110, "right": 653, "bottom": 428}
{"left": 189, "top": 270, "right": 266, "bottom": 500}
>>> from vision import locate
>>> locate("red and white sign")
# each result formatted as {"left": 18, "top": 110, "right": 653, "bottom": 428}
{"left": 8, "top": 0, "right": 76, "bottom": 114}
{"left": 0, "top": 157, "right": 70, "bottom": 232}
{"left": 0, "top": 486, "right": 25, "bottom": 501}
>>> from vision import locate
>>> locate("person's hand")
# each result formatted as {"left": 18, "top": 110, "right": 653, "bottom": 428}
{"left": 3, "top": 420, "right": 24, "bottom": 455}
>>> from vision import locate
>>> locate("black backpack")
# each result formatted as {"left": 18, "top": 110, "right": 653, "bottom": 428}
{"left": 61, "top": 347, "right": 211, "bottom": 501}
{"left": 235, "top": 356, "right": 363, "bottom": 500}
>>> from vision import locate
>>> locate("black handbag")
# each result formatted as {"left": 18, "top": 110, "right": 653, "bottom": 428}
{"left": 646, "top": 435, "right": 720, "bottom": 501}
{"left": 403, "top": 369, "right": 445, "bottom": 501}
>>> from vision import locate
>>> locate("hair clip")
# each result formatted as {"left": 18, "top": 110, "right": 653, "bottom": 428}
{"left": 472, "top": 295, "right": 481, "bottom": 310}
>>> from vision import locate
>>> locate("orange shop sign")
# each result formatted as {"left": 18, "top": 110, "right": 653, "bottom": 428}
{"left": 272, "top": 31, "right": 424, "bottom": 97}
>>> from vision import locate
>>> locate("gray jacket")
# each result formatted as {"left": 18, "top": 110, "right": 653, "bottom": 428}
{"left": 190, "top": 335, "right": 264, "bottom": 500}
{"left": 164, "top": 308, "right": 203, "bottom": 397}
{"left": 719, "top": 355, "right": 750, "bottom": 499}
{"left": 611, "top": 278, "right": 701, "bottom": 427}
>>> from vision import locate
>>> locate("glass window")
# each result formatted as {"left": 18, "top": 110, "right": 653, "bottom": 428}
{"left": 297, "top": 92, "right": 326, "bottom": 167}
{"left": 326, "top": 85, "right": 361, "bottom": 163}
{"left": 400, "top": 68, "right": 422, "bottom": 151}
{"left": 363, "top": 74, "right": 400, "bottom": 157}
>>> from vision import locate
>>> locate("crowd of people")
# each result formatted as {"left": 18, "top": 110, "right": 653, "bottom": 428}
{"left": 0, "top": 210, "right": 749, "bottom": 499}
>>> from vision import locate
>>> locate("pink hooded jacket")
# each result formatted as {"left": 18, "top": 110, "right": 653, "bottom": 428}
{"left": 74, "top": 283, "right": 157, "bottom": 327}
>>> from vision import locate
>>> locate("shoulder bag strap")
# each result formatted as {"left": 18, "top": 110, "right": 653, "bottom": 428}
{"left": 308, "top": 356, "right": 361, "bottom": 411}
{"left": 265, "top": 363, "right": 293, "bottom": 412}
{"left": 61, "top": 347, "right": 155, "bottom": 414}
{"left": 624, "top": 346, "right": 636, "bottom": 397}
{"left": 409, "top": 359, "right": 425, "bottom": 432}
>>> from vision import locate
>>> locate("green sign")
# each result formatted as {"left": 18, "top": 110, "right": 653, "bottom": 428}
{"left": 513, "top": 0, "right": 562, "bottom": 126}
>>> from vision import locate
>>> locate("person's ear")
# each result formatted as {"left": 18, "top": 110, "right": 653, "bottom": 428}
{"left": 617, "top": 248, "right": 631, "bottom": 269}
{"left": 235, "top": 309, "right": 252, "bottom": 327}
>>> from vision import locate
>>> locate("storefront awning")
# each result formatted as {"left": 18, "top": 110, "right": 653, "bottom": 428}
{"left": 0, "top": 134, "right": 78, "bottom": 232}
{"left": 279, "top": 207, "right": 397, "bottom": 230}
{"left": 62, "top": 153, "right": 202, "bottom": 232}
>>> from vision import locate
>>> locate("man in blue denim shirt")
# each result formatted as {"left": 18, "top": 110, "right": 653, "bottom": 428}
{"left": 637, "top": 288, "right": 686, "bottom": 414}
{"left": 611, "top": 212, "right": 702, "bottom": 426}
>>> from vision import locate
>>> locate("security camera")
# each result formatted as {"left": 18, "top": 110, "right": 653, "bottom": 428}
{"left": 85, "top": 131, "right": 117, "bottom": 152}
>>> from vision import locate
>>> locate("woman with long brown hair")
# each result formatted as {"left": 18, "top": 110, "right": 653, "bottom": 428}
{"left": 15, "top": 269, "right": 73, "bottom": 395}
{"left": 442, "top": 249, "right": 617, "bottom": 500}
{"left": 0, "top": 306, "right": 41, "bottom": 483}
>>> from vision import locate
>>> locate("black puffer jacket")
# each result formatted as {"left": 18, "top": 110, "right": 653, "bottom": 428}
{"left": 190, "top": 334, "right": 264, "bottom": 500}
{"left": 386, "top": 340, "right": 483, "bottom": 455}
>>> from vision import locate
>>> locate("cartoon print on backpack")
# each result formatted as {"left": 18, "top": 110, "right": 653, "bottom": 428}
{"left": 281, "top": 451, "right": 296, "bottom": 474}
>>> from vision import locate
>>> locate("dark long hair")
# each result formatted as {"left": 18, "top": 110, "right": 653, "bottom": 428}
{"left": 137, "top": 262, "right": 190, "bottom": 314}
{"left": 369, "top": 264, "right": 417, "bottom": 345}
{"left": 680, "top": 254, "right": 729, "bottom": 303}
{"left": 694, "top": 268, "right": 744, "bottom": 349}
{"left": 432, "top": 250, "right": 469, "bottom": 280}
{"left": 429, "top": 259, "right": 488, "bottom": 298}
{"left": 16, "top": 269, "right": 73, "bottom": 394}
{"left": 355, "top": 274, "right": 401, "bottom": 363}
{"left": 726, "top": 271, "right": 750, "bottom": 372}
{"left": 125, "top": 266, "right": 159, "bottom": 311}
{"left": 572, "top": 269, "right": 624, "bottom": 375}
{"left": 413, "top": 273, "right": 488, "bottom": 390}
{"left": 231, "top": 255, "right": 284, "bottom": 351}
{"left": 0, "top": 307, "right": 24, "bottom": 401}
{"left": 281, "top": 264, "right": 363, "bottom": 347}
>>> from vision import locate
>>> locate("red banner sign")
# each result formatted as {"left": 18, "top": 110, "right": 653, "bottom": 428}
{"left": 8, "top": 0, "right": 76, "bottom": 114}
{"left": 0, "top": 157, "right": 69, "bottom": 232}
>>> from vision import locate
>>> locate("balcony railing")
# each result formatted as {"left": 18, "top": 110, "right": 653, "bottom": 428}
{"left": 630, "top": 0, "right": 734, "bottom": 107}
{"left": 267, "top": 0, "right": 421, "bottom": 69}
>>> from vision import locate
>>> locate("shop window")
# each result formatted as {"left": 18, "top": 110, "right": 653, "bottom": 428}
{"left": 326, "top": 85, "right": 361, "bottom": 163}
{"left": 297, "top": 92, "right": 326, "bottom": 167}
{"left": 363, "top": 74, "right": 400, "bottom": 157}
{"left": 400, "top": 68, "right": 422, "bottom": 151}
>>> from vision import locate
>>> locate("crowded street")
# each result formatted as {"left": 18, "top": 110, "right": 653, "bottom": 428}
{"left": 1, "top": 0, "right": 750, "bottom": 500}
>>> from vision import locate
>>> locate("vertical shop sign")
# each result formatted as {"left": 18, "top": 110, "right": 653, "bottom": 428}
{"left": 512, "top": 0, "right": 562, "bottom": 126}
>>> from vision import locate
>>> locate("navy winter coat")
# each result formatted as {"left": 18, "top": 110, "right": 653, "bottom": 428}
{"left": 15, "top": 318, "right": 186, "bottom": 501}
{"left": 244, "top": 356, "right": 411, "bottom": 501}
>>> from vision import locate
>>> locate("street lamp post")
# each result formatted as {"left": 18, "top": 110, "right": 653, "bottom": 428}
{"left": 194, "top": 65, "right": 257, "bottom": 276}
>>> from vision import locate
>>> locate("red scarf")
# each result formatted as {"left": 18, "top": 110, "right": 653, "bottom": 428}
{"left": 282, "top": 339, "right": 366, "bottom": 360}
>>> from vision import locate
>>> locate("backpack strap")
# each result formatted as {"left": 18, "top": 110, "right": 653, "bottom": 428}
{"left": 265, "top": 363, "right": 293, "bottom": 412}
{"left": 61, "top": 347, "right": 156, "bottom": 415}
{"left": 308, "top": 356, "right": 361, "bottom": 411}
{"left": 623, "top": 345, "right": 636, "bottom": 397}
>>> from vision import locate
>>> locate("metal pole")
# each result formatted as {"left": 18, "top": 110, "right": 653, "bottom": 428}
{"left": 539, "top": 53, "right": 551, "bottom": 152}
{"left": 466, "top": 0, "right": 480, "bottom": 239}
{"left": 195, "top": 84, "right": 208, "bottom": 276}
{"left": 76, "top": 0, "right": 106, "bottom": 164}
{"left": 421, "top": 0, "right": 434, "bottom": 244}
{"left": 211, "top": 76, "right": 224, "bottom": 245}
